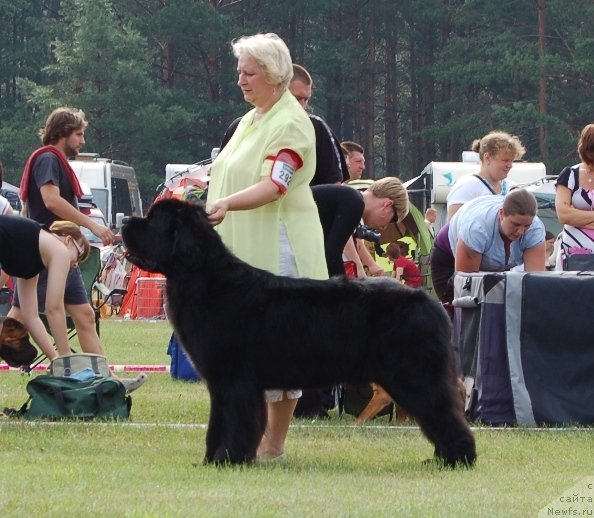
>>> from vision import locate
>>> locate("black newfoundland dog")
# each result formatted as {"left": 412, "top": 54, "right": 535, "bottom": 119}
{"left": 122, "top": 199, "right": 476, "bottom": 467}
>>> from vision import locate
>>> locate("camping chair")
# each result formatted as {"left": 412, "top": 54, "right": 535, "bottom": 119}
{"left": 79, "top": 245, "right": 102, "bottom": 336}
{"left": 92, "top": 243, "right": 129, "bottom": 317}
{"left": 25, "top": 246, "right": 126, "bottom": 372}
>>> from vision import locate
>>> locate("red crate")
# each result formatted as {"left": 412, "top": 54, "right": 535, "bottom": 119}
{"left": 135, "top": 277, "right": 167, "bottom": 319}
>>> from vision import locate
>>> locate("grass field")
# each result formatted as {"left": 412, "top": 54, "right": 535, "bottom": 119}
{"left": 1, "top": 320, "right": 592, "bottom": 517}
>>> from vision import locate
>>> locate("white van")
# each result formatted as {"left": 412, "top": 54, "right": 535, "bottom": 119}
{"left": 69, "top": 153, "right": 143, "bottom": 228}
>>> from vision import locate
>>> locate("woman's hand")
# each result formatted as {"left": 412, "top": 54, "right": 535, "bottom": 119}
{"left": 208, "top": 199, "right": 230, "bottom": 226}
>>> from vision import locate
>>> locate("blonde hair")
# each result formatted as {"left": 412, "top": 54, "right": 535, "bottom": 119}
{"left": 49, "top": 221, "right": 91, "bottom": 262}
{"left": 471, "top": 131, "right": 526, "bottom": 161}
{"left": 368, "top": 177, "right": 409, "bottom": 223}
{"left": 232, "top": 33, "right": 293, "bottom": 90}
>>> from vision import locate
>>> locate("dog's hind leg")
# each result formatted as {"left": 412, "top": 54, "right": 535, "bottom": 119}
{"left": 204, "top": 382, "right": 267, "bottom": 465}
{"left": 379, "top": 372, "right": 476, "bottom": 468}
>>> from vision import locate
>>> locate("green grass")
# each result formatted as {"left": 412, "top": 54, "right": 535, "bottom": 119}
{"left": 1, "top": 320, "right": 592, "bottom": 517}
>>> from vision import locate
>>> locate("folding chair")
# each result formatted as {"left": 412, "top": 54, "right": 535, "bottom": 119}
{"left": 77, "top": 244, "right": 102, "bottom": 336}
{"left": 92, "top": 243, "right": 129, "bottom": 317}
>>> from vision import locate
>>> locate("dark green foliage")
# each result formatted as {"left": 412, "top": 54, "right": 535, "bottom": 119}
{"left": 0, "top": 0, "right": 593, "bottom": 200}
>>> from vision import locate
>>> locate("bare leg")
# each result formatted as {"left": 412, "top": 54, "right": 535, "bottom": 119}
{"left": 65, "top": 303, "right": 104, "bottom": 355}
{"left": 257, "top": 392, "right": 298, "bottom": 460}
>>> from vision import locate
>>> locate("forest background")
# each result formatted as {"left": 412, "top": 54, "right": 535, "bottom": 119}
{"left": 1, "top": 0, "right": 593, "bottom": 207}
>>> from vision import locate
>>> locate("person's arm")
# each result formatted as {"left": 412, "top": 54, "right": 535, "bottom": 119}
{"left": 0, "top": 205, "right": 13, "bottom": 287}
{"left": 454, "top": 239, "right": 483, "bottom": 273}
{"left": 343, "top": 237, "right": 366, "bottom": 278}
{"left": 208, "top": 177, "right": 282, "bottom": 226}
{"left": 316, "top": 187, "right": 363, "bottom": 277}
{"left": 15, "top": 276, "right": 63, "bottom": 359}
{"left": 40, "top": 184, "right": 114, "bottom": 245}
{"left": 555, "top": 184, "right": 594, "bottom": 229}
{"left": 356, "top": 239, "right": 384, "bottom": 276}
{"left": 394, "top": 266, "right": 404, "bottom": 282}
{"left": 523, "top": 242, "right": 546, "bottom": 271}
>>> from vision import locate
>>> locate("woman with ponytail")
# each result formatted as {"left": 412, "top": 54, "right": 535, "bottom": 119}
{"left": 0, "top": 216, "right": 89, "bottom": 360}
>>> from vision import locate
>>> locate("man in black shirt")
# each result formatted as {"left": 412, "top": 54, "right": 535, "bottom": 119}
{"left": 289, "top": 65, "right": 349, "bottom": 185}
{"left": 13, "top": 108, "right": 113, "bottom": 357}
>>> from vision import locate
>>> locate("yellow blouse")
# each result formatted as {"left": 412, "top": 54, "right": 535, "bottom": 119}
{"left": 207, "top": 90, "right": 328, "bottom": 280}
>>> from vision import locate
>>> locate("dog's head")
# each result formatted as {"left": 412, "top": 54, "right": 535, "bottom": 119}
{"left": 122, "top": 198, "right": 220, "bottom": 276}
{"left": 0, "top": 317, "right": 37, "bottom": 367}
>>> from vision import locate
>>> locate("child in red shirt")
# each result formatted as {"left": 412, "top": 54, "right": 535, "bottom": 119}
{"left": 385, "top": 242, "right": 423, "bottom": 288}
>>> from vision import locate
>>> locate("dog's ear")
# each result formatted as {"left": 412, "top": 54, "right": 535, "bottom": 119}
{"left": 0, "top": 318, "right": 37, "bottom": 367}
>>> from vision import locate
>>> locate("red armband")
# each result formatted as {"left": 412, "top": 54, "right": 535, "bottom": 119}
{"left": 267, "top": 149, "right": 303, "bottom": 193}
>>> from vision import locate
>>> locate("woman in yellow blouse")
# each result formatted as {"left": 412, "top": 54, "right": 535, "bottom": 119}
{"left": 207, "top": 33, "right": 328, "bottom": 461}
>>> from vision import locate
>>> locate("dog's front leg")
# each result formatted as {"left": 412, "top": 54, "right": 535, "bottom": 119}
{"left": 204, "top": 382, "right": 267, "bottom": 465}
{"left": 204, "top": 386, "right": 226, "bottom": 464}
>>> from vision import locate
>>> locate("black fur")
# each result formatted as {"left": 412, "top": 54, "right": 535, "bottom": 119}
{"left": 122, "top": 199, "right": 476, "bottom": 467}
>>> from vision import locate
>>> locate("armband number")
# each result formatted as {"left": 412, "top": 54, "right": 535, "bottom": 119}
{"left": 269, "top": 149, "right": 303, "bottom": 193}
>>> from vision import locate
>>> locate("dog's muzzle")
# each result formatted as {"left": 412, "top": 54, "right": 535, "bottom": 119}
{"left": 0, "top": 317, "right": 37, "bottom": 367}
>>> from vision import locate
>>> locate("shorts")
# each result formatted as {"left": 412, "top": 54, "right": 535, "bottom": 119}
{"left": 266, "top": 389, "right": 302, "bottom": 403}
{"left": 12, "top": 267, "right": 88, "bottom": 312}
{"left": 264, "top": 223, "right": 301, "bottom": 404}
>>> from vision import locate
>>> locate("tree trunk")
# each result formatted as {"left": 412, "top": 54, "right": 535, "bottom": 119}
{"left": 365, "top": 1, "right": 376, "bottom": 179}
{"left": 385, "top": 22, "right": 400, "bottom": 178}
{"left": 537, "top": 0, "right": 548, "bottom": 161}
